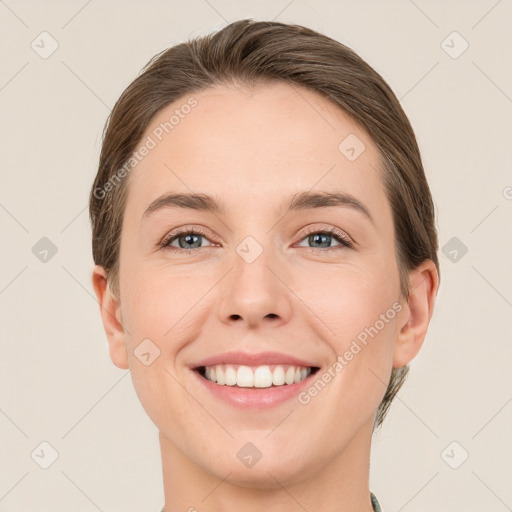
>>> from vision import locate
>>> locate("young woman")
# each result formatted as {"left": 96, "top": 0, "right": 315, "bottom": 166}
{"left": 90, "top": 19, "right": 440, "bottom": 512}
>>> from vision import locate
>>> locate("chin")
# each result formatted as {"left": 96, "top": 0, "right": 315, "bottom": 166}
{"left": 202, "top": 453, "right": 317, "bottom": 490}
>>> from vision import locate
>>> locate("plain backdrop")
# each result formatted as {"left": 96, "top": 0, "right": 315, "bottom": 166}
{"left": 1, "top": 1, "right": 511, "bottom": 511}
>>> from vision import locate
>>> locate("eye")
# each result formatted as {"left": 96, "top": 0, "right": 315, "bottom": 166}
{"left": 159, "top": 226, "right": 354, "bottom": 254}
{"left": 160, "top": 227, "right": 215, "bottom": 253}
{"left": 296, "top": 227, "right": 353, "bottom": 252}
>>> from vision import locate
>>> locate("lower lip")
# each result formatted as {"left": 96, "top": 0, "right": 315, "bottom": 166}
{"left": 192, "top": 369, "right": 316, "bottom": 410}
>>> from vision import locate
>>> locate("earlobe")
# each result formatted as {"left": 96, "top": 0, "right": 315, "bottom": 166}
{"left": 393, "top": 260, "right": 439, "bottom": 368}
{"left": 91, "top": 265, "right": 129, "bottom": 370}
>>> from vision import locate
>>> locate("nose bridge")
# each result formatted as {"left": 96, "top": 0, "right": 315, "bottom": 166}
{"left": 217, "top": 233, "right": 292, "bottom": 327}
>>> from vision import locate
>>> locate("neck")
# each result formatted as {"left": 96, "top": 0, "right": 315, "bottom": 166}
{"left": 159, "top": 416, "right": 376, "bottom": 512}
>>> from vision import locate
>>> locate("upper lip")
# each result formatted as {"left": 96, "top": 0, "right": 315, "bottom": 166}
{"left": 190, "top": 351, "right": 320, "bottom": 369}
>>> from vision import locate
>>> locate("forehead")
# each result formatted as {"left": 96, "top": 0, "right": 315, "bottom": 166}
{"left": 124, "top": 82, "right": 389, "bottom": 224}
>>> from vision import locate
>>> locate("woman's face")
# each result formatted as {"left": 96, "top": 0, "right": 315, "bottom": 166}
{"left": 111, "top": 82, "right": 409, "bottom": 485}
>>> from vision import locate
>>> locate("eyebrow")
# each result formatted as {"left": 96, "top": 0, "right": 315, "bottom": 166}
{"left": 142, "top": 190, "right": 374, "bottom": 225}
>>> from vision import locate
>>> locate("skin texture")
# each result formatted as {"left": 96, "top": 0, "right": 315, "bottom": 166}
{"left": 92, "top": 82, "right": 438, "bottom": 512}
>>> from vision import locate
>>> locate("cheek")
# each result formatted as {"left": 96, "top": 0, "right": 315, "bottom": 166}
{"left": 120, "top": 263, "right": 215, "bottom": 374}
{"left": 297, "top": 268, "right": 399, "bottom": 429}
{"left": 118, "top": 266, "right": 202, "bottom": 426}
{"left": 295, "top": 262, "right": 399, "bottom": 400}
{"left": 297, "top": 261, "right": 398, "bottom": 339}
{"left": 121, "top": 258, "right": 196, "bottom": 331}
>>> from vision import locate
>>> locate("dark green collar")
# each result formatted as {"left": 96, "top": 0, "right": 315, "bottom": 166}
{"left": 162, "top": 492, "right": 382, "bottom": 512}
{"left": 371, "top": 491, "right": 382, "bottom": 512}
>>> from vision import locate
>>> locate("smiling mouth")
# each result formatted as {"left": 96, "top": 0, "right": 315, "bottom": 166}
{"left": 195, "top": 364, "right": 320, "bottom": 388}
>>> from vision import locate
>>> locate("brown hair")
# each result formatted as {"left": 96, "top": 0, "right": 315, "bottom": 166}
{"left": 89, "top": 19, "right": 440, "bottom": 429}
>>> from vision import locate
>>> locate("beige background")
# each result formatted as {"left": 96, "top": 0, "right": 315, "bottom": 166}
{"left": 1, "top": 1, "right": 511, "bottom": 511}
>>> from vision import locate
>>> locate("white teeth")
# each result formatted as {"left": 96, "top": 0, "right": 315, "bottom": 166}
{"left": 285, "top": 366, "right": 296, "bottom": 385}
{"left": 272, "top": 366, "right": 285, "bottom": 386}
{"left": 253, "top": 366, "right": 273, "bottom": 388}
{"left": 202, "top": 364, "right": 312, "bottom": 388}
{"left": 225, "top": 366, "right": 237, "bottom": 386}
{"left": 216, "top": 366, "right": 225, "bottom": 385}
{"left": 237, "top": 365, "right": 255, "bottom": 387}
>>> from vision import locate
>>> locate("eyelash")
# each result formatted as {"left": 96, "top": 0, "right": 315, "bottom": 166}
{"left": 159, "top": 226, "right": 354, "bottom": 254}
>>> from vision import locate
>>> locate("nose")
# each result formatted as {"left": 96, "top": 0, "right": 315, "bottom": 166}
{"left": 217, "top": 246, "right": 293, "bottom": 329}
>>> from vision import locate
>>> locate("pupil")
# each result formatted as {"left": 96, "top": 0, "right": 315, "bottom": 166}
{"left": 181, "top": 233, "right": 201, "bottom": 249}
{"left": 311, "top": 233, "right": 329, "bottom": 248}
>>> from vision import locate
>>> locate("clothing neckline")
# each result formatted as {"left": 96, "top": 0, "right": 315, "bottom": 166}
{"left": 161, "top": 492, "right": 382, "bottom": 512}
{"left": 370, "top": 491, "right": 382, "bottom": 511}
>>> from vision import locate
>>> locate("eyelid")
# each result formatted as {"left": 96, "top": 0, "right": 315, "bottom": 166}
{"left": 159, "top": 225, "right": 216, "bottom": 248}
{"left": 297, "top": 224, "right": 354, "bottom": 247}
{"left": 159, "top": 223, "right": 355, "bottom": 251}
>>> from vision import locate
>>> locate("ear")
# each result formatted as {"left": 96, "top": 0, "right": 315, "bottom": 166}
{"left": 394, "top": 260, "right": 439, "bottom": 368}
{"left": 91, "top": 265, "right": 129, "bottom": 370}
